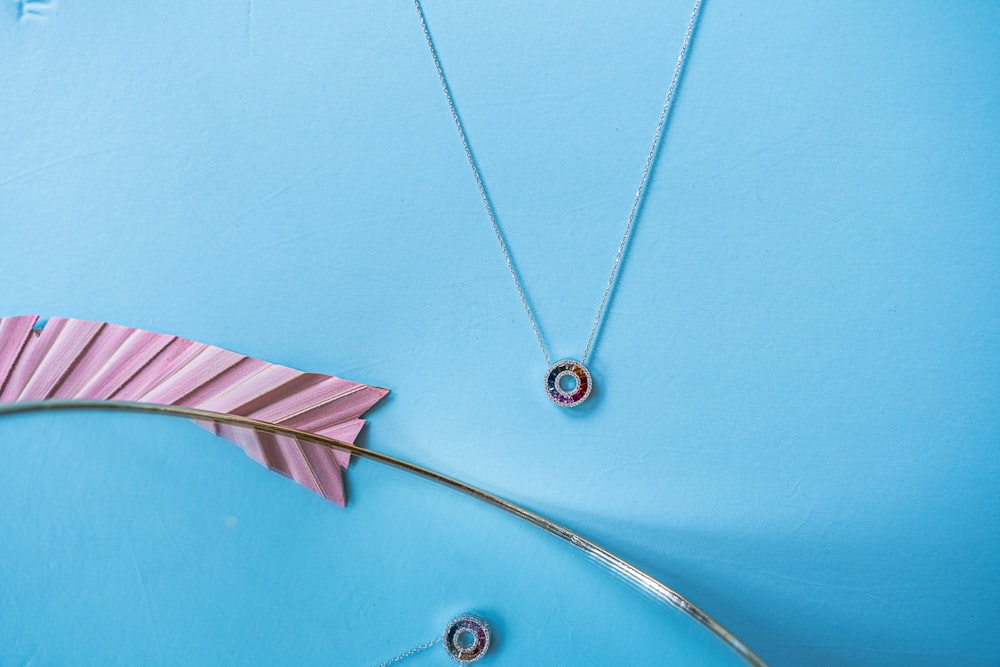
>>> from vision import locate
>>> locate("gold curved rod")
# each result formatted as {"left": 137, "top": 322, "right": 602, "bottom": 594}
{"left": 0, "top": 399, "right": 767, "bottom": 667}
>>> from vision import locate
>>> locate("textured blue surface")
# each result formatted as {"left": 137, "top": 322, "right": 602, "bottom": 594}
{"left": 2, "top": 1, "right": 999, "bottom": 665}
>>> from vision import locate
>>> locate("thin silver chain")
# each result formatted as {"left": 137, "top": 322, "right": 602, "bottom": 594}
{"left": 372, "top": 637, "right": 439, "bottom": 667}
{"left": 414, "top": 0, "right": 704, "bottom": 366}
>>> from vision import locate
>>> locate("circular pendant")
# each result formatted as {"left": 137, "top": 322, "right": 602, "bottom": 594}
{"left": 442, "top": 614, "right": 491, "bottom": 663}
{"left": 544, "top": 359, "right": 593, "bottom": 407}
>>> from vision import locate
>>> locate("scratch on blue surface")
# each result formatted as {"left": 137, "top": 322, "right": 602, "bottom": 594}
{"left": 17, "top": 646, "right": 41, "bottom": 667}
{"left": 759, "top": 567, "right": 888, "bottom": 605}
{"left": 0, "top": 147, "right": 134, "bottom": 189}
{"left": 125, "top": 532, "right": 165, "bottom": 661}
{"left": 235, "top": 157, "right": 338, "bottom": 219}
{"left": 148, "top": 509, "right": 229, "bottom": 621}
{"left": 0, "top": 156, "right": 77, "bottom": 189}
{"left": 245, "top": 0, "right": 254, "bottom": 41}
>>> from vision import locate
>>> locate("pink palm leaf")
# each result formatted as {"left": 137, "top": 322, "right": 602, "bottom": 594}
{"left": 0, "top": 315, "right": 388, "bottom": 506}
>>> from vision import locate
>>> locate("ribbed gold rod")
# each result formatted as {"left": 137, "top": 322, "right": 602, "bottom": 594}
{"left": 0, "top": 399, "right": 767, "bottom": 666}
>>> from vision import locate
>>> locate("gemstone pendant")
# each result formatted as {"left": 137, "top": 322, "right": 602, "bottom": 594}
{"left": 544, "top": 359, "right": 592, "bottom": 407}
{"left": 443, "top": 614, "right": 491, "bottom": 663}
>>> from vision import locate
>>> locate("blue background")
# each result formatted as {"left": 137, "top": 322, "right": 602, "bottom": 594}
{"left": 2, "top": 1, "right": 999, "bottom": 665}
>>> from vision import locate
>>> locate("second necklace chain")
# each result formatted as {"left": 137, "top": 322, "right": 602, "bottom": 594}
{"left": 413, "top": 0, "right": 704, "bottom": 407}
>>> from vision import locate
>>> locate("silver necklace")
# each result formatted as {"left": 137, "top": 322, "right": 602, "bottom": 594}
{"left": 374, "top": 614, "right": 491, "bottom": 667}
{"left": 413, "top": 0, "right": 704, "bottom": 407}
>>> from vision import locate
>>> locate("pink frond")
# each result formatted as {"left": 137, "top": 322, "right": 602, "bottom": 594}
{"left": 0, "top": 315, "right": 388, "bottom": 506}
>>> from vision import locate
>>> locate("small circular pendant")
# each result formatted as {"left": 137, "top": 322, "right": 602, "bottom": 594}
{"left": 544, "top": 359, "right": 592, "bottom": 407}
{"left": 443, "top": 614, "right": 491, "bottom": 663}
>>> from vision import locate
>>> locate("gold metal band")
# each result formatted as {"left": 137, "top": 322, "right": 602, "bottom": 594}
{"left": 0, "top": 399, "right": 767, "bottom": 666}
